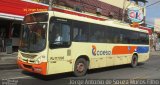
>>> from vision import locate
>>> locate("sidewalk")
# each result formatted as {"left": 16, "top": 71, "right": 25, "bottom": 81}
{"left": 150, "top": 48, "right": 160, "bottom": 56}
{"left": 0, "top": 52, "right": 18, "bottom": 70}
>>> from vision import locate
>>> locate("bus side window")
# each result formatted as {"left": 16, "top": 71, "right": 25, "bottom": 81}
{"left": 74, "top": 29, "right": 87, "bottom": 41}
{"left": 90, "top": 32, "right": 97, "bottom": 42}
{"left": 73, "top": 28, "right": 79, "bottom": 40}
{"left": 73, "top": 21, "right": 89, "bottom": 42}
{"left": 50, "top": 23, "right": 62, "bottom": 44}
{"left": 139, "top": 33, "right": 149, "bottom": 44}
{"left": 49, "top": 20, "right": 71, "bottom": 48}
{"left": 112, "top": 29, "right": 120, "bottom": 43}
{"left": 61, "top": 24, "right": 70, "bottom": 43}
{"left": 113, "top": 36, "right": 119, "bottom": 43}
{"left": 129, "top": 32, "right": 139, "bottom": 44}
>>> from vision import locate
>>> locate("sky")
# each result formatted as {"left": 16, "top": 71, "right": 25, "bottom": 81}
{"left": 146, "top": 0, "right": 160, "bottom": 26}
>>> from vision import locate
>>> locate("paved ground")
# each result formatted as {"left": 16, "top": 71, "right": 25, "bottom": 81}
{"left": 0, "top": 52, "right": 160, "bottom": 85}
{"left": 0, "top": 52, "right": 18, "bottom": 70}
{"left": 0, "top": 52, "right": 17, "bottom": 64}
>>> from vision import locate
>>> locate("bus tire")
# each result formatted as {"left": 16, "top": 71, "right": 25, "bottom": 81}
{"left": 131, "top": 55, "right": 138, "bottom": 68}
{"left": 74, "top": 58, "right": 88, "bottom": 77}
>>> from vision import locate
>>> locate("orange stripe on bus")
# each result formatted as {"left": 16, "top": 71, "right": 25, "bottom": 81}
{"left": 112, "top": 46, "right": 137, "bottom": 55}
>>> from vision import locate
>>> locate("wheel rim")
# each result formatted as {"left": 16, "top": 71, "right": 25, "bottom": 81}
{"left": 133, "top": 57, "right": 137, "bottom": 65}
{"left": 76, "top": 62, "right": 85, "bottom": 73}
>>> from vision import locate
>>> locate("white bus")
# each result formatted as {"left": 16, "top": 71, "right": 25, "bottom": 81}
{"left": 17, "top": 10, "right": 150, "bottom": 77}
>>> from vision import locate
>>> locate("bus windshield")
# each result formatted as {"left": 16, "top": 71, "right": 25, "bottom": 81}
{"left": 19, "top": 23, "right": 47, "bottom": 52}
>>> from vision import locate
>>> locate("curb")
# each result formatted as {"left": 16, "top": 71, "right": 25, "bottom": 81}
{"left": 0, "top": 64, "right": 19, "bottom": 70}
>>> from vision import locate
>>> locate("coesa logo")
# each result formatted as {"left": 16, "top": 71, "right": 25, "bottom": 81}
{"left": 92, "top": 45, "right": 97, "bottom": 56}
{"left": 92, "top": 45, "right": 111, "bottom": 56}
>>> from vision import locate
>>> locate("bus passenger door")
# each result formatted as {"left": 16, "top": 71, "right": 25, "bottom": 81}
{"left": 48, "top": 48, "right": 72, "bottom": 74}
{"left": 48, "top": 21, "right": 72, "bottom": 74}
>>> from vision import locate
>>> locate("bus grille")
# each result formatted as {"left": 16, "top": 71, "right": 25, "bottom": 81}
{"left": 23, "top": 64, "right": 32, "bottom": 69}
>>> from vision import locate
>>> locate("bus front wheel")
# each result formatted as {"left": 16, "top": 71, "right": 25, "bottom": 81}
{"left": 74, "top": 58, "right": 88, "bottom": 77}
{"left": 131, "top": 55, "right": 138, "bottom": 68}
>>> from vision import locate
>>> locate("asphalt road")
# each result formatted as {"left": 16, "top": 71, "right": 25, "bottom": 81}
{"left": 0, "top": 55, "right": 160, "bottom": 85}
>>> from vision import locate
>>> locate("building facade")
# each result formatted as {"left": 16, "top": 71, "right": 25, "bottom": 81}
{"left": 0, "top": 0, "right": 47, "bottom": 52}
{"left": 0, "top": 0, "right": 149, "bottom": 53}
{"left": 154, "top": 19, "right": 160, "bottom": 33}
{"left": 154, "top": 19, "right": 160, "bottom": 50}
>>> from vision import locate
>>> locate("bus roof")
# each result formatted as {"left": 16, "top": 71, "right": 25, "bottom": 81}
{"left": 29, "top": 10, "right": 148, "bottom": 33}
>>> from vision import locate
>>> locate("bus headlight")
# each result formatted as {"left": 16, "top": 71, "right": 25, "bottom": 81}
{"left": 18, "top": 56, "right": 21, "bottom": 60}
{"left": 35, "top": 57, "right": 42, "bottom": 64}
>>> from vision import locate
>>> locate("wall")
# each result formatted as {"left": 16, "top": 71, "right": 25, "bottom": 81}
{"left": 154, "top": 19, "right": 160, "bottom": 32}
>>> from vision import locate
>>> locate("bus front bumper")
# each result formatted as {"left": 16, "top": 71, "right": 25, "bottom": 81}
{"left": 17, "top": 60, "right": 47, "bottom": 75}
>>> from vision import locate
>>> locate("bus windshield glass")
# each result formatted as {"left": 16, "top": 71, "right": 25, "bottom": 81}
{"left": 19, "top": 23, "right": 47, "bottom": 52}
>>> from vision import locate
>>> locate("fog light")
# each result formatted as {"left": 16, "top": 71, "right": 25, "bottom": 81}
{"left": 35, "top": 57, "right": 41, "bottom": 64}
{"left": 34, "top": 68, "right": 42, "bottom": 72}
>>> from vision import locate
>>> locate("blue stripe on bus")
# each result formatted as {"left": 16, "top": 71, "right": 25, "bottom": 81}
{"left": 136, "top": 46, "right": 149, "bottom": 53}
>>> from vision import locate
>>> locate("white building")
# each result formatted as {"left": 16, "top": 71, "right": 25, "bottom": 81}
{"left": 154, "top": 19, "right": 160, "bottom": 32}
